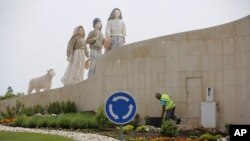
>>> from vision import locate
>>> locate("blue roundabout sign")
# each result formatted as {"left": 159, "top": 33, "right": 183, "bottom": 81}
{"left": 105, "top": 91, "right": 137, "bottom": 125}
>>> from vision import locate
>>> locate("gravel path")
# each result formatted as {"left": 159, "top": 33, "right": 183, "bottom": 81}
{"left": 0, "top": 125, "right": 118, "bottom": 141}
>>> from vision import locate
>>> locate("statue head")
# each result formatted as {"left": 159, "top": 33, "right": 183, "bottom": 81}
{"left": 93, "top": 18, "right": 102, "bottom": 30}
{"left": 71, "top": 25, "right": 85, "bottom": 39}
{"left": 108, "top": 8, "right": 123, "bottom": 21}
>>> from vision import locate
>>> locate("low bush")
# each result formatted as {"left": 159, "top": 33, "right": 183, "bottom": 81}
{"left": 70, "top": 113, "right": 98, "bottom": 129}
{"left": 13, "top": 116, "right": 26, "bottom": 127}
{"left": 96, "top": 106, "right": 112, "bottom": 129}
{"left": 21, "top": 107, "right": 34, "bottom": 116}
{"left": 12, "top": 113, "right": 98, "bottom": 130}
{"left": 0, "top": 115, "right": 3, "bottom": 120}
{"left": 135, "top": 125, "right": 147, "bottom": 132}
{"left": 57, "top": 114, "right": 72, "bottom": 129}
{"left": 62, "top": 101, "right": 76, "bottom": 113}
{"left": 129, "top": 113, "right": 140, "bottom": 129}
{"left": 33, "top": 104, "right": 44, "bottom": 114}
{"left": 116, "top": 125, "right": 134, "bottom": 134}
{"left": 47, "top": 117, "right": 57, "bottom": 128}
{"left": 36, "top": 117, "right": 48, "bottom": 128}
{"left": 199, "top": 133, "right": 222, "bottom": 141}
{"left": 46, "top": 101, "right": 61, "bottom": 114}
{"left": 23, "top": 117, "right": 37, "bottom": 128}
{"left": 46, "top": 101, "right": 77, "bottom": 114}
{"left": 160, "top": 120, "right": 179, "bottom": 137}
{"left": 224, "top": 123, "right": 230, "bottom": 135}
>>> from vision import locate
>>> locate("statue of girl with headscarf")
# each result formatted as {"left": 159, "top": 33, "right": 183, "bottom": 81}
{"left": 61, "top": 25, "right": 89, "bottom": 85}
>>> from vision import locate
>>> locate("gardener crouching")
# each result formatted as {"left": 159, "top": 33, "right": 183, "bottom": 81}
{"left": 155, "top": 92, "right": 181, "bottom": 124}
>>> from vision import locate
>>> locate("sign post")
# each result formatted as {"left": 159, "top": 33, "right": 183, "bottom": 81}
{"left": 105, "top": 91, "right": 137, "bottom": 141}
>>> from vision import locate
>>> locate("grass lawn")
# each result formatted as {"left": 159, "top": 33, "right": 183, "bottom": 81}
{"left": 0, "top": 131, "right": 75, "bottom": 141}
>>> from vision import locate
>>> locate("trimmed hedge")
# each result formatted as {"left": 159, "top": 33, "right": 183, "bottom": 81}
{"left": 13, "top": 113, "right": 98, "bottom": 129}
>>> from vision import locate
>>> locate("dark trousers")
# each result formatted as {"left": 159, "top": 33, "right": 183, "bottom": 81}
{"left": 165, "top": 107, "right": 178, "bottom": 121}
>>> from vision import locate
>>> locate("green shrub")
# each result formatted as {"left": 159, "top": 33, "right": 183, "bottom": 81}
{"left": 199, "top": 133, "right": 222, "bottom": 141}
{"left": 129, "top": 113, "right": 140, "bottom": 129}
{"left": 213, "top": 135, "right": 222, "bottom": 140}
{"left": 6, "top": 106, "right": 14, "bottom": 118}
{"left": 13, "top": 116, "right": 26, "bottom": 127}
{"left": 13, "top": 113, "right": 98, "bottom": 130}
{"left": 47, "top": 117, "right": 57, "bottom": 128}
{"left": 189, "top": 130, "right": 199, "bottom": 136}
{"left": 36, "top": 117, "right": 48, "bottom": 128}
{"left": 116, "top": 125, "right": 134, "bottom": 134}
{"left": 59, "top": 113, "right": 97, "bottom": 129}
{"left": 33, "top": 104, "right": 44, "bottom": 114}
{"left": 0, "top": 115, "right": 3, "bottom": 120}
{"left": 23, "top": 117, "right": 37, "bottom": 128}
{"left": 57, "top": 114, "right": 72, "bottom": 129}
{"left": 135, "top": 125, "right": 147, "bottom": 132}
{"left": 46, "top": 101, "right": 61, "bottom": 114}
{"left": 46, "top": 101, "right": 76, "bottom": 114}
{"left": 58, "top": 113, "right": 90, "bottom": 129}
{"left": 160, "top": 120, "right": 179, "bottom": 137}
{"left": 0, "top": 106, "right": 14, "bottom": 118}
{"left": 225, "top": 123, "right": 230, "bottom": 135}
{"left": 87, "top": 115, "right": 98, "bottom": 129}
{"left": 70, "top": 114, "right": 84, "bottom": 129}
{"left": 63, "top": 101, "right": 76, "bottom": 113}
{"left": 21, "top": 107, "right": 34, "bottom": 116}
{"left": 96, "top": 106, "right": 111, "bottom": 129}
{"left": 124, "top": 125, "right": 134, "bottom": 134}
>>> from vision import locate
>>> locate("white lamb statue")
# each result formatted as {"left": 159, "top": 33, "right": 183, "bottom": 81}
{"left": 27, "top": 69, "right": 55, "bottom": 94}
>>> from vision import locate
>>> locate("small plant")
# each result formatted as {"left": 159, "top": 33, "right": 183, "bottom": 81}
{"left": 57, "top": 114, "right": 72, "bottom": 129}
{"left": 33, "top": 104, "right": 44, "bottom": 114}
{"left": 129, "top": 113, "right": 140, "bottom": 129}
{"left": 46, "top": 101, "right": 61, "bottom": 114}
{"left": 36, "top": 116, "right": 48, "bottom": 128}
{"left": 135, "top": 125, "right": 147, "bottom": 132}
{"left": 199, "top": 133, "right": 222, "bottom": 141}
{"left": 189, "top": 130, "right": 200, "bottom": 139}
{"left": 144, "top": 115, "right": 150, "bottom": 125}
{"left": 21, "top": 107, "right": 34, "bottom": 116}
{"left": 96, "top": 105, "right": 111, "bottom": 129}
{"left": 63, "top": 100, "right": 76, "bottom": 113}
{"left": 116, "top": 125, "right": 134, "bottom": 134}
{"left": 17, "top": 100, "right": 25, "bottom": 115}
{"left": 160, "top": 120, "right": 179, "bottom": 137}
{"left": 13, "top": 116, "right": 26, "bottom": 127}
{"left": 70, "top": 113, "right": 98, "bottom": 129}
{"left": 189, "top": 130, "right": 200, "bottom": 136}
{"left": 225, "top": 123, "right": 230, "bottom": 135}
{"left": 47, "top": 117, "right": 57, "bottom": 128}
{"left": 0, "top": 115, "right": 3, "bottom": 120}
{"left": 23, "top": 117, "right": 37, "bottom": 128}
{"left": 46, "top": 100, "right": 76, "bottom": 114}
{"left": 0, "top": 106, "right": 14, "bottom": 118}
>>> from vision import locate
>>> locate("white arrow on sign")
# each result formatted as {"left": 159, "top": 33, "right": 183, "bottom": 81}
{"left": 113, "top": 96, "right": 129, "bottom": 102}
{"left": 122, "top": 104, "right": 133, "bottom": 120}
{"left": 109, "top": 104, "right": 119, "bottom": 119}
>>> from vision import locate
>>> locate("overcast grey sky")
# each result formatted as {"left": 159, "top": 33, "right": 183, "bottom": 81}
{"left": 0, "top": 0, "right": 250, "bottom": 95}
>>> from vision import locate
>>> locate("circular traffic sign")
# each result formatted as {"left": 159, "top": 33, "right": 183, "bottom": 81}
{"left": 105, "top": 91, "right": 137, "bottom": 125}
